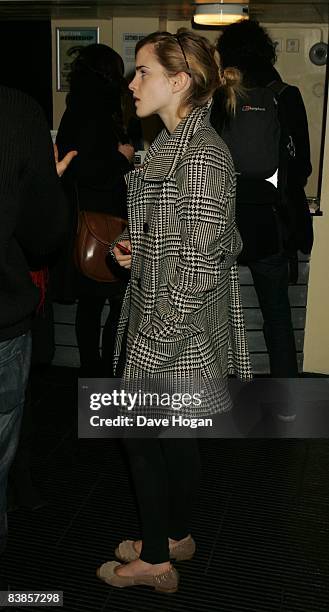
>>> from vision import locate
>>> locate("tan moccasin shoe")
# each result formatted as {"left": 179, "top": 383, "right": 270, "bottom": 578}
{"left": 115, "top": 535, "right": 195, "bottom": 563}
{"left": 96, "top": 561, "right": 179, "bottom": 593}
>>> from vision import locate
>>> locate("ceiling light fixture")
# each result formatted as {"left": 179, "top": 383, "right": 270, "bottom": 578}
{"left": 193, "top": 3, "right": 249, "bottom": 26}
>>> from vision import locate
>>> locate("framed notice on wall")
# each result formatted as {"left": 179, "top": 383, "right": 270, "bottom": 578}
{"left": 122, "top": 33, "right": 148, "bottom": 77}
{"left": 56, "top": 27, "right": 99, "bottom": 92}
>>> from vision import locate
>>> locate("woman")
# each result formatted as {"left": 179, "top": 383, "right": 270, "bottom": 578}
{"left": 211, "top": 20, "right": 312, "bottom": 383}
{"left": 97, "top": 29, "right": 251, "bottom": 593}
{"left": 54, "top": 44, "right": 134, "bottom": 377}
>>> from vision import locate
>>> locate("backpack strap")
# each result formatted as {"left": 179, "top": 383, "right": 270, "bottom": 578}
{"left": 267, "top": 80, "right": 299, "bottom": 259}
{"left": 267, "top": 80, "right": 296, "bottom": 160}
{"left": 267, "top": 80, "right": 289, "bottom": 99}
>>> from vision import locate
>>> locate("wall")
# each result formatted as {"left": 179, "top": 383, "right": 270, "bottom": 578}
{"left": 303, "top": 94, "right": 329, "bottom": 373}
{"left": 0, "top": 20, "right": 53, "bottom": 125}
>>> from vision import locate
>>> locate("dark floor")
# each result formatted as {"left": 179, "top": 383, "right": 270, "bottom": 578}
{"left": 2, "top": 366, "right": 329, "bottom": 612}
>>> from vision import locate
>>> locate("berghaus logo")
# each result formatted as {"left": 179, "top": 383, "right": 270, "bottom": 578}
{"left": 242, "top": 105, "right": 266, "bottom": 112}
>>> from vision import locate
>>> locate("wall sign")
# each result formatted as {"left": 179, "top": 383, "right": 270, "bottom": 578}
{"left": 122, "top": 33, "right": 147, "bottom": 77}
{"left": 56, "top": 27, "right": 99, "bottom": 92}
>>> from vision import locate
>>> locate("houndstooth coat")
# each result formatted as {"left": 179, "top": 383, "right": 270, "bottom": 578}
{"left": 113, "top": 102, "right": 252, "bottom": 417}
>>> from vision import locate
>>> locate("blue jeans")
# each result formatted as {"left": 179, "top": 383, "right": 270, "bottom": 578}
{"left": 248, "top": 253, "right": 298, "bottom": 378}
{"left": 0, "top": 333, "right": 31, "bottom": 554}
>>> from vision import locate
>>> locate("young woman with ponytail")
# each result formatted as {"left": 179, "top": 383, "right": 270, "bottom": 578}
{"left": 97, "top": 29, "right": 251, "bottom": 593}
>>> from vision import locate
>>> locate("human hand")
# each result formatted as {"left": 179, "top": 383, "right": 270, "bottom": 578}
{"left": 54, "top": 143, "right": 78, "bottom": 177}
{"left": 118, "top": 142, "right": 135, "bottom": 163}
{"left": 112, "top": 240, "right": 132, "bottom": 269}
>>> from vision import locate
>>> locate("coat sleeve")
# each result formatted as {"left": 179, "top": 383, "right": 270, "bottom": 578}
{"left": 143, "top": 144, "right": 241, "bottom": 338}
{"left": 280, "top": 85, "right": 312, "bottom": 187}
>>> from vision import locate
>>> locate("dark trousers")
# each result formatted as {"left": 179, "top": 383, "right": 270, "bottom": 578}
{"left": 75, "top": 293, "right": 124, "bottom": 377}
{"left": 123, "top": 438, "right": 201, "bottom": 564}
{"left": 247, "top": 253, "right": 298, "bottom": 377}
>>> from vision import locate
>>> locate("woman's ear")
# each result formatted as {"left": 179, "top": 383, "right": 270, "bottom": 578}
{"left": 171, "top": 71, "right": 191, "bottom": 93}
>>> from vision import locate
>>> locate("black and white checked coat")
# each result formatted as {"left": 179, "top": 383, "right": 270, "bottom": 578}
{"left": 114, "top": 103, "right": 252, "bottom": 416}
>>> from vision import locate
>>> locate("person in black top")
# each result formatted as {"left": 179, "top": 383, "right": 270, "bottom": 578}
{"left": 211, "top": 20, "right": 312, "bottom": 381}
{"left": 0, "top": 84, "right": 76, "bottom": 567}
{"left": 55, "top": 44, "right": 134, "bottom": 377}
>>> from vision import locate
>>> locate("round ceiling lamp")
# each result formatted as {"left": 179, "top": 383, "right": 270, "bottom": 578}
{"left": 193, "top": 3, "right": 249, "bottom": 26}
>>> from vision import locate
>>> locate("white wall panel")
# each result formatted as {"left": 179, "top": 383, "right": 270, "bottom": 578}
{"left": 268, "top": 24, "right": 328, "bottom": 197}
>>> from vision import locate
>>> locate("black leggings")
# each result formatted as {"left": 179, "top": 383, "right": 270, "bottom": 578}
{"left": 75, "top": 293, "right": 123, "bottom": 377}
{"left": 123, "top": 437, "right": 201, "bottom": 564}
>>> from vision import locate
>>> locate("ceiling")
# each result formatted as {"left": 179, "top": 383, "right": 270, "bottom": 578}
{"left": 0, "top": 0, "right": 328, "bottom": 23}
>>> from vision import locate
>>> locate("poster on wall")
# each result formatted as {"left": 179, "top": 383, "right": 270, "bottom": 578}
{"left": 56, "top": 27, "right": 99, "bottom": 92}
{"left": 122, "top": 33, "right": 148, "bottom": 77}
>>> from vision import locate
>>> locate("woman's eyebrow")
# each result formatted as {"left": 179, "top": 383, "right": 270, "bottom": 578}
{"left": 136, "top": 65, "right": 150, "bottom": 71}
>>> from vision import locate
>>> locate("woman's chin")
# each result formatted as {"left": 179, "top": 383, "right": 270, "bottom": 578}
{"left": 135, "top": 107, "right": 145, "bottom": 118}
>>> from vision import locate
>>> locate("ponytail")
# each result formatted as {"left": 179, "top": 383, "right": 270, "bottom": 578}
{"left": 220, "top": 67, "right": 244, "bottom": 115}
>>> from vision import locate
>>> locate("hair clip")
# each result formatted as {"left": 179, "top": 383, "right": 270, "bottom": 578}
{"left": 172, "top": 34, "right": 191, "bottom": 76}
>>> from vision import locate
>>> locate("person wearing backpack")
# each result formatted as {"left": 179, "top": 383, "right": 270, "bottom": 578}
{"left": 211, "top": 20, "right": 312, "bottom": 383}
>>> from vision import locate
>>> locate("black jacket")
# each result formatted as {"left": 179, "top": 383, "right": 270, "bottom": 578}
{"left": 0, "top": 86, "right": 68, "bottom": 341}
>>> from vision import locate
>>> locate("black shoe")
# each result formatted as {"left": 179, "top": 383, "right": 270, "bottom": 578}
{"left": 261, "top": 401, "right": 297, "bottom": 423}
{"left": 16, "top": 486, "right": 48, "bottom": 511}
{"left": 275, "top": 401, "right": 297, "bottom": 422}
{"left": 8, "top": 483, "right": 47, "bottom": 513}
{"left": 276, "top": 410, "right": 297, "bottom": 422}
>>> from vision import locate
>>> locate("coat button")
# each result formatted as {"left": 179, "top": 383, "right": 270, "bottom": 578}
{"left": 137, "top": 277, "right": 142, "bottom": 289}
{"left": 143, "top": 222, "right": 149, "bottom": 233}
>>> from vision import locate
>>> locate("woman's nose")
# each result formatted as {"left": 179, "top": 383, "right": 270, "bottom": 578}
{"left": 129, "top": 76, "right": 136, "bottom": 91}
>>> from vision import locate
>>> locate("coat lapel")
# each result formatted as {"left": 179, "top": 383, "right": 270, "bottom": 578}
{"left": 143, "top": 102, "right": 212, "bottom": 182}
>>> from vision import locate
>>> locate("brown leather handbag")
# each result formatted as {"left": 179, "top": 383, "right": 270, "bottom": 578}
{"left": 74, "top": 211, "right": 127, "bottom": 283}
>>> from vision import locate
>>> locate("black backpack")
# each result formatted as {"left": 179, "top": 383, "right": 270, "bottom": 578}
{"left": 218, "top": 82, "right": 312, "bottom": 262}
{"left": 221, "top": 83, "right": 288, "bottom": 180}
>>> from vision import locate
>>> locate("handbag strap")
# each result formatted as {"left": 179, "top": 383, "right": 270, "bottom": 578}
{"left": 73, "top": 180, "right": 80, "bottom": 213}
